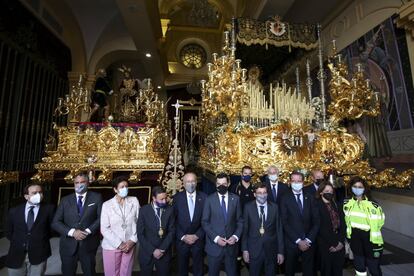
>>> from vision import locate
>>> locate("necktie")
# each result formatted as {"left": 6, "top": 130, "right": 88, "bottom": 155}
{"left": 272, "top": 184, "right": 277, "bottom": 201}
{"left": 259, "top": 205, "right": 265, "bottom": 222}
{"left": 295, "top": 194, "right": 303, "bottom": 213}
{"left": 77, "top": 195, "right": 84, "bottom": 216}
{"left": 156, "top": 207, "right": 161, "bottom": 217}
{"left": 221, "top": 195, "right": 227, "bottom": 223}
{"left": 27, "top": 206, "right": 34, "bottom": 231}
{"left": 188, "top": 194, "right": 195, "bottom": 221}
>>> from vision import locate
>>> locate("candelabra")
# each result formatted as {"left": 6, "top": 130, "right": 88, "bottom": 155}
{"left": 328, "top": 41, "right": 380, "bottom": 124}
{"left": 55, "top": 75, "right": 90, "bottom": 123}
{"left": 200, "top": 28, "right": 249, "bottom": 131}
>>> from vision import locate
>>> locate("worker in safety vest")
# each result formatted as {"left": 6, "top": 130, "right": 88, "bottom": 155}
{"left": 343, "top": 176, "right": 385, "bottom": 276}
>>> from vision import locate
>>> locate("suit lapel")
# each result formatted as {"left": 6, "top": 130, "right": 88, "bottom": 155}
{"left": 18, "top": 204, "right": 27, "bottom": 230}
{"left": 213, "top": 193, "right": 225, "bottom": 223}
{"left": 111, "top": 197, "right": 123, "bottom": 219}
{"left": 32, "top": 203, "right": 44, "bottom": 229}
{"left": 194, "top": 192, "right": 201, "bottom": 216}
{"left": 266, "top": 203, "right": 274, "bottom": 226}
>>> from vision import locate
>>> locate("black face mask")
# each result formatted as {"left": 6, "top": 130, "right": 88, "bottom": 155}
{"left": 217, "top": 185, "right": 228, "bottom": 195}
{"left": 315, "top": 179, "right": 324, "bottom": 186}
{"left": 322, "top": 193, "right": 334, "bottom": 201}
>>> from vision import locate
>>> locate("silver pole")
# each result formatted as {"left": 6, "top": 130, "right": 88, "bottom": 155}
{"left": 317, "top": 24, "right": 327, "bottom": 129}
{"left": 306, "top": 59, "right": 313, "bottom": 102}
{"left": 295, "top": 66, "right": 300, "bottom": 96}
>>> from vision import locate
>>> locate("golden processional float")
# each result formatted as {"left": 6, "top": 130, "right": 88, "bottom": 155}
{"left": 31, "top": 76, "right": 171, "bottom": 184}
{"left": 197, "top": 18, "right": 413, "bottom": 189}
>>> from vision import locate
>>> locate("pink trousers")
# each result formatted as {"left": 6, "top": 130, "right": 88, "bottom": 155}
{"left": 102, "top": 248, "right": 135, "bottom": 276}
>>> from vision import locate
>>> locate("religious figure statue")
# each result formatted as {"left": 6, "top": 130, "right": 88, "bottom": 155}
{"left": 89, "top": 69, "right": 113, "bottom": 122}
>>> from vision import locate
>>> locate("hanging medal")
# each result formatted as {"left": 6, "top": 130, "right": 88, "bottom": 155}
{"left": 118, "top": 201, "right": 127, "bottom": 230}
{"left": 259, "top": 212, "right": 265, "bottom": 235}
{"left": 154, "top": 206, "right": 164, "bottom": 238}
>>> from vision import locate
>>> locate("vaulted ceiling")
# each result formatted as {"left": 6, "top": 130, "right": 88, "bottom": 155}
{"left": 20, "top": 0, "right": 351, "bottom": 92}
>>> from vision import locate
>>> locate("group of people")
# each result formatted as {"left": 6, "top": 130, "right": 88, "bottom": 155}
{"left": 5, "top": 166, "right": 385, "bottom": 276}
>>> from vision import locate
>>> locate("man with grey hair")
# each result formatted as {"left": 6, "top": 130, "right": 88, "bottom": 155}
{"left": 52, "top": 173, "right": 102, "bottom": 276}
{"left": 173, "top": 172, "right": 207, "bottom": 276}
{"left": 264, "top": 165, "right": 289, "bottom": 205}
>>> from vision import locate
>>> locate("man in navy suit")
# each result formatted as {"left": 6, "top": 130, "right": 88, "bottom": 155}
{"left": 202, "top": 173, "right": 243, "bottom": 276}
{"left": 242, "top": 183, "right": 284, "bottom": 276}
{"left": 173, "top": 172, "right": 207, "bottom": 276}
{"left": 6, "top": 183, "right": 55, "bottom": 276}
{"left": 137, "top": 186, "right": 175, "bottom": 275}
{"left": 263, "top": 165, "right": 289, "bottom": 205}
{"left": 280, "top": 171, "right": 320, "bottom": 276}
{"left": 52, "top": 173, "right": 102, "bottom": 276}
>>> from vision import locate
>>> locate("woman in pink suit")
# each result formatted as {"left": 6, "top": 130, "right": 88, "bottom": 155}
{"left": 101, "top": 176, "right": 140, "bottom": 276}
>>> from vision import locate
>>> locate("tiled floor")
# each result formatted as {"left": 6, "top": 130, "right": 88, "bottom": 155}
{"left": 1, "top": 227, "right": 413, "bottom": 275}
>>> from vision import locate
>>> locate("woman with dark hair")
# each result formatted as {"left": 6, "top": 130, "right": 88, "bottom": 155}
{"left": 316, "top": 181, "right": 346, "bottom": 276}
{"left": 343, "top": 177, "right": 385, "bottom": 276}
{"left": 101, "top": 176, "right": 140, "bottom": 276}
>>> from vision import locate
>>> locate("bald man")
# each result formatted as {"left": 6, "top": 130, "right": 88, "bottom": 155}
{"left": 173, "top": 172, "right": 207, "bottom": 276}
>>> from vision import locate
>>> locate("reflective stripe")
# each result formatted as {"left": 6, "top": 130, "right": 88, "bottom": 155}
{"left": 355, "top": 270, "right": 368, "bottom": 276}
{"left": 369, "top": 215, "right": 383, "bottom": 220}
{"left": 349, "top": 211, "right": 368, "bottom": 218}
{"left": 371, "top": 231, "right": 382, "bottom": 237}
{"left": 350, "top": 222, "right": 370, "bottom": 230}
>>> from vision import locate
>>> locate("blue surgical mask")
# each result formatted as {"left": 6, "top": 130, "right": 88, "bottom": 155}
{"left": 242, "top": 175, "right": 252, "bottom": 182}
{"left": 256, "top": 194, "right": 267, "bottom": 205}
{"left": 291, "top": 182, "right": 303, "bottom": 191}
{"left": 352, "top": 187, "right": 365, "bottom": 197}
{"left": 268, "top": 174, "right": 278, "bottom": 182}
{"left": 184, "top": 182, "right": 196, "bottom": 193}
{"left": 75, "top": 184, "right": 87, "bottom": 194}
{"left": 118, "top": 187, "right": 128, "bottom": 198}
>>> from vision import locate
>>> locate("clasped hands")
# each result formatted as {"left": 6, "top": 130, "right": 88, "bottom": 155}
{"left": 118, "top": 240, "right": 136, "bottom": 253}
{"left": 182, "top": 234, "right": 199, "bottom": 245}
{"left": 297, "top": 239, "right": 311, "bottom": 252}
{"left": 329, "top": 242, "right": 344, "bottom": 253}
{"left": 153, "top": 248, "right": 165, "bottom": 259}
{"left": 73, "top": 229, "right": 88, "bottom": 241}
{"left": 217, "top": 236, "right": 237, "bottom": 247}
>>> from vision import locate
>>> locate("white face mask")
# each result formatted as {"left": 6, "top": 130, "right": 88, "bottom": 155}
{"left": 118, "top": 187, "right": 128, "bottom": 198}
{"left": 291, "top": 182, "right": 303, "bottom": 191}
{"left": 29, "top": 193, "right": 42, "bottom": 205}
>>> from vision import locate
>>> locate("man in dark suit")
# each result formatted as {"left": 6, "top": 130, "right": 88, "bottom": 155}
{"left": 52, "top": 173, "right": 102, "bottom": 276}
{"left": 280, "top": 171, "right": 320, "bottom": 276}
{"left": 202, "top": 172, "right": 243, "bottom": 276}
{"left": 264, "top": 165, "right": 289, "bottom": 205}
{"left": 173, "top": 172, "right": 207, "bottom": 276}
{"left": 137, "top": 186, "right": 175, "bottom": 275}
{"left": 303, "top": 169, "right": 324, "bottom": 197}
{"left": 242, "top": 183, "right": 284, "bottom": 276}
{"left": 6, "top": 183, "right": 54, "bottom": 276}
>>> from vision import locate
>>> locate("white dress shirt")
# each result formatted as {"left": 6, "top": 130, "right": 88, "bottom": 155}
{"left": 101, "top": 196, "right": 140, "bottom": 250}
{"left": 256, "top": 201, "right": 268, "bottom": 221}
{"left": 187, "top": 191, "right": 197, "bottom": 218}
{"left": 270, "top": 181, "right": 279, "bottom": 198}
{"left": 25, "top": 202, "right": 40, "bottom": 223}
